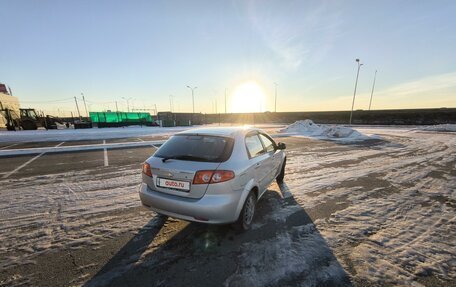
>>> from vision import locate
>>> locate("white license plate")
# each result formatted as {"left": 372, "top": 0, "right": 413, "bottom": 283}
{"left": 157, "top": 178, "right": 190, "bottom": 191}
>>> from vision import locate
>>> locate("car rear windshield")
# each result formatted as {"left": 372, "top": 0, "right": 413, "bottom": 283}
{"left": 154, "top": 134, "right": 234, "bottom": 162}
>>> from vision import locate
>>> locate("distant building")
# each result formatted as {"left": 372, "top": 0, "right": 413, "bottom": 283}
{"left": 0, "top": 83, "right": 20, "bottom": 128}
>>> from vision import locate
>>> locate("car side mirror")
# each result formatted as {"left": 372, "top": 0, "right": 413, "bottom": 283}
{"left": 277, "top": 142, "right": 286, "bottom": 150}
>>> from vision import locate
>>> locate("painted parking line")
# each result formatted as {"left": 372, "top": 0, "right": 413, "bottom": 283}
{"left": 0, "top": 140, "right": 165, "bottom": 157}
{"left": 2, "top": 142, "right": 65, "bottom": 179}
{"left": 137, "top": 137, "right": 144, "bottom": 142}
{"left": 103, "top": 140, "right": 109, "bottom": 167}
{"left": 103, "top": 140, "right": 109, "bottom": 166}
{"left": 0, "top": 143, "right": 19, "bottom": 150}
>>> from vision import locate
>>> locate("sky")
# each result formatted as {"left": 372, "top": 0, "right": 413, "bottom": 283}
{"left": 0, "top": 0, "right": 455, "bottom": 116}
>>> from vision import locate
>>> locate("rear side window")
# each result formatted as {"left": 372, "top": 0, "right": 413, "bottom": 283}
{"left": 155, "top": 135, "right": 234, "bottom": 162}
{"left": 245, "top": 134, "right": 265, "bottom": 158}
{"left": 259, "top": 134, "right": 275, "bottom": 153}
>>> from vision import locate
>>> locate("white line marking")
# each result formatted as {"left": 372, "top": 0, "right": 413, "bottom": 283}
{"left": 103, "top": 140, "right": 109, "bottom": 167}
{"left": 0, "top": 140, "right": 166, "bottom": 157}
{"left": 137, "top": 137, "right": 144, "bottom": 142}
{"left": 2, "top": 142, "right": 65, "bottom": 179}
{"left": 0, "top": 143, "right": 19, "bottom": 150}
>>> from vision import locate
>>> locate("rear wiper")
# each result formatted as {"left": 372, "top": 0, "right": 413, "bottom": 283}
{"left": 161, "top": 155, "right": 208, "bottom": 162}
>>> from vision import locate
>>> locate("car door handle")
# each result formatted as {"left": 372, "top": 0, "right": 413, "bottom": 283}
{"left": 254, "top": 163, "right": 261, "bottom": 169}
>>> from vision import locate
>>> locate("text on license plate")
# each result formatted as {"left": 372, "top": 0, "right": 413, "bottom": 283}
{"left": 157, "top": 178, "right": 190, "bottom": 191}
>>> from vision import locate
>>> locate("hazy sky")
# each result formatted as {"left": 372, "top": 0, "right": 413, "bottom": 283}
{"left": 1, "top": 0, "right": 455, "bottom": 115}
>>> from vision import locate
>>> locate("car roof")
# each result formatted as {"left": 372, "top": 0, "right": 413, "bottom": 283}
{"left": 176, "top": 126, "right": 262, "bottom": 137}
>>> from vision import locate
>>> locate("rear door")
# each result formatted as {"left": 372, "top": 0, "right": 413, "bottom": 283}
{"left": 147, "top": 157, "right": 220, "bottom": 199}
{"left": 144, "top": 134, "right": 234, "bottom": 199}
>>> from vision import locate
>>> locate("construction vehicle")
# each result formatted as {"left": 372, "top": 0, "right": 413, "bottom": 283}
{"left": 0, "top": 83, "right": 64, "bottom": 130}
{"left": 0, "top": 107, "right": 64, "bottom": 130}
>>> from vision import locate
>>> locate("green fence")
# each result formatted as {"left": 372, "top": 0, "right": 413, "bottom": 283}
{"left": 90, "top": 112, "right": 155, "bottom": 126}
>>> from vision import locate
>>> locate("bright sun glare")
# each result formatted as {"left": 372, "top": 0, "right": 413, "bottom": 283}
{"left": 231, "top": 81, "right": 266, "bottom": 113}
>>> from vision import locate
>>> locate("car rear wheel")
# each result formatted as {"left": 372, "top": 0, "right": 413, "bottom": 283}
{"left": 276, "top": 157, "right": 286, "bottom": 183}
{"left": 234, "top": 190, "right": 256, "bottom": 231}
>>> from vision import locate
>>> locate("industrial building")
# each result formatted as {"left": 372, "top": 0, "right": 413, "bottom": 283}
{"left": 0, "top": 83, "right": 20, "bottom": 129}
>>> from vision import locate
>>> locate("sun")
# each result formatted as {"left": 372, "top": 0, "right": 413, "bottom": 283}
{"left": 230, "top": 81, "right": 266, "bottom": 113}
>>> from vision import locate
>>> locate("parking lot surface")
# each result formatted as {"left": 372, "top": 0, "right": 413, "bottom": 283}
{"left": 0, "top": 127, "right": 455, "bottom": 287}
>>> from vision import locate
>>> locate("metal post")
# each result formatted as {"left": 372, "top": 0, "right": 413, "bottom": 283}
{"left": 274, "top": 82, "right": 278, "bottom": 113}
{"left": 369, "top": 70, "right": 377, "bottom": 111}
{"left": 169, "top": 95, "right": 172, "bottom": 112}
{"left": 349, "top": 59, "right": 363, "bottom": 125}
{"left": 187, "top": 86, "right": 197, "bottom": 124}
{"left": 115, "top": 101, "right": 119, "bottom": 112}
{"left": 74, "top": 96, "right": 82, "bottom": 121}
{"left": 122, "top": 97, "right": 131, "bottom": 112}
{"left": 81, "top": 93, "right": 89, "bottom": 118}
{"left": 187, "top": 86, "right": 197, "bottom": 114}
{"left": 224, "top": 88, "right": 227, "bottom": 114}
{"left": 154, "top": 104, "right": 157, "bottom": 115}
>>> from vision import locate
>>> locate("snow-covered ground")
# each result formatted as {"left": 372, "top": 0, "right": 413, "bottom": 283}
{"left": 415, "top": 124, "right": 456, "bottom": 132}
{"left": 0, "top": 124, "right": 286, "bottom": 143}
{"left": 239, "top": 127, "right": 456, "bottom": 286}
{"left": 0, "top": 125, "right": 455, "bottom": 286}
{"left": 0, "top": 167, "right": 151, "bottom": 271}
{"left": 0, "top": 126, "right": 191, "bottom": 143}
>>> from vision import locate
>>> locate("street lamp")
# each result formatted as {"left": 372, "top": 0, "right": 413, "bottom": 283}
{"left": 369, "top": 70, "right": 377, "bottom": 111}
{"left": 81, "top": 92, "right": 89, "bottom": 118}
{"left": 187, "top": 86, "right": 197, "bottom": 114}
{"left": 349, "top": 59, "right": 363, "bottom": 125}
{"left": 122, "top": 97, "right": 132, "bottom": 112}
{"left": 274, "top": 82, "right": 278, "bottom": 113}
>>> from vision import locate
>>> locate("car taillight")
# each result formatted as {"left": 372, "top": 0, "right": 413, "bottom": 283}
{"left": 142, "top": 162, "right": 152, "bottom": 177}
{"left": 193, "top": 170, "right": 235, "bottom": 184}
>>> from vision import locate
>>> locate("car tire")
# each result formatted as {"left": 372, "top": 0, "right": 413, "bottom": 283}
{"left": 276, "top": 157, "right": 286, "bottom": 183}
{"left": 234, "top": 190, "right": 257, "bottom": 232}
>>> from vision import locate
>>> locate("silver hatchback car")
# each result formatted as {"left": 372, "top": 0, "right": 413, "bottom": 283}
{"left": 139, "top": 127, "right": 286, "bottom": 230}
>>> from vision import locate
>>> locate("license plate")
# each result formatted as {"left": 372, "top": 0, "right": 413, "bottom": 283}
{"left": 157, "top": 178, "right": 190, "bottom": 191}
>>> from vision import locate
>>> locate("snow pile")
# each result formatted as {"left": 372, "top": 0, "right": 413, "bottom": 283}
{"left": 279, "top": 120, "right": 371, "bottom": 141}
{"left": 416, "top": 124, "right": 456, "bottom": 132}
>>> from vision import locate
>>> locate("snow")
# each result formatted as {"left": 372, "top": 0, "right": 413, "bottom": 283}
{"left": 0, "top": 140, "right": 165, "bottom": 157}
{"left": 0, "top": 125, "right": 455, "bottom": 285}
{"left": 415, "top": 124, "right": 456, "bottom": 132}
{"left": 0, "top": 167, "right": 153, "bottom": 270}
{"left": 263, "top": 129, "right": 456, "bottom": 286}
{"left": 0, "top": 126, "right": 192, "bottom": 143}
{"left": 225, "top": 224, "right": 350, "bottom": 287}
{"left": 278, "top": 120, "right": 373, "bottom": 141}
{"left": 0, "top": 124, "right": 286, "bottom": 143}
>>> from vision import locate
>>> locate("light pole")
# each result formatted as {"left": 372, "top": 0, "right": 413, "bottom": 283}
{"left": 224, "top": 88, "right": 227, "bottom": 114}
{"left": 81, "top": 92, "right": 89, "bottom": 118}
{"left": 122, "top": 97, "right": 132, "bottom": 112}
{"left": 187, "top": 86, "right": 197, "bottom": 114}
{"left": 74, "top": 96, "right": 82, "bottom": 121}
{"left": 349, "top": 58, "right": 363, "bottom": 125}
{"left": 274, "top": 82, "right": 278, "bottom": 113}
{"left": 169, "top": 95, "right": 174, "bottom": 112}
{"left": 369, "top": 70, "right": 377, "bottom": 111}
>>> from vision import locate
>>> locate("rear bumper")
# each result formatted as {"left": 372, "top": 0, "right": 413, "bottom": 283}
{"left": 139, "top": 183, "right": 242, "bottom": 224}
